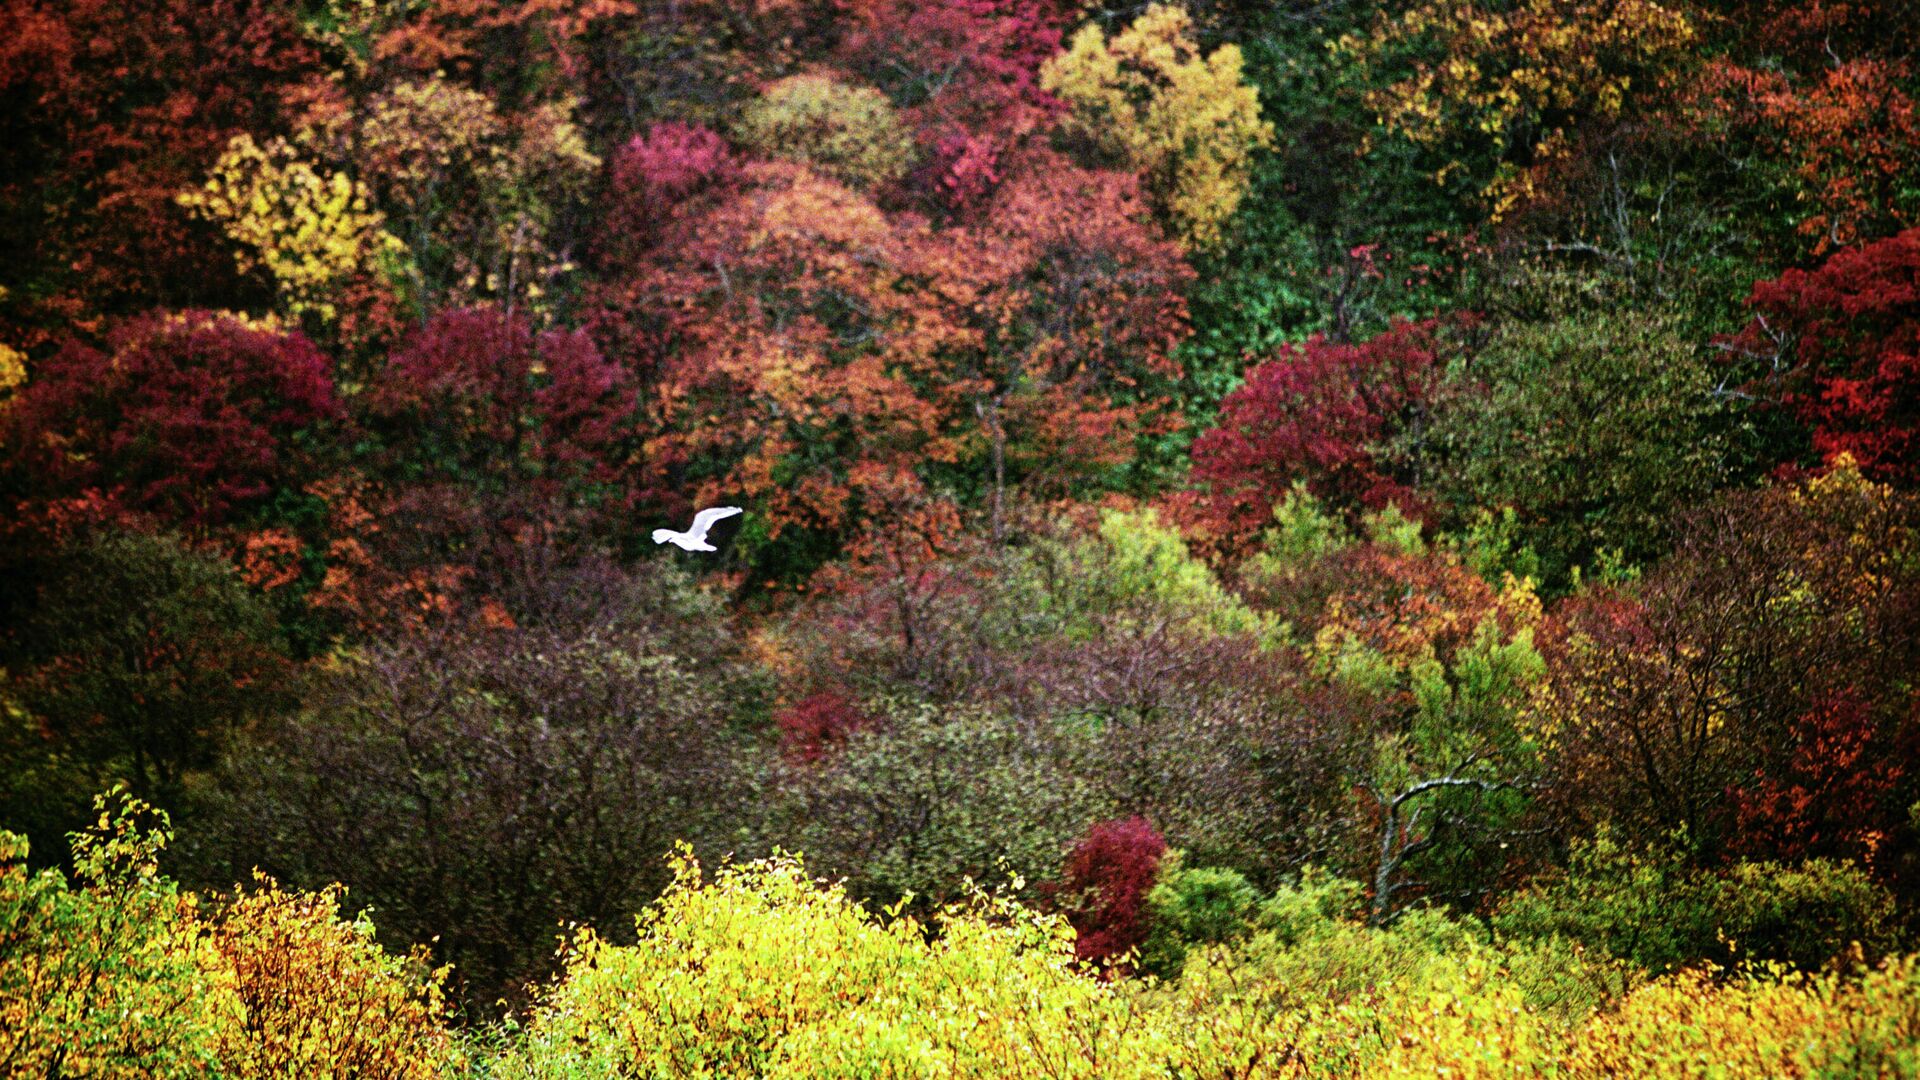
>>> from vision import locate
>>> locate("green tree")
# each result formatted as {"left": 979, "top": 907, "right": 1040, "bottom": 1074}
{"left": 3, "top": 532, "right": 291, "bottom": 850}
{"left": 1428, "top": 305, "right": 1742, "bottom": 587}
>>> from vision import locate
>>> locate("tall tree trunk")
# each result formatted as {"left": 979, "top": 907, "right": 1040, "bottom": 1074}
{"left": 977, "top": 397, "right": 1007, "bottom": 544}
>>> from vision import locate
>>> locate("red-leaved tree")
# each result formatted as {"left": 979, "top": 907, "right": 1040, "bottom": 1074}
{"left": 1733, "top": 689, "right": 1911, "bottom": 864}
{"left": 775, "top": 692, "right": 879, "bottom": 765}
{"left": 1, "top": 312, "right": 342, "bottom": 533}
{"left": 371, "top": 306, "right": 638, "bottom": 500}
{"left": 1055, "top": 816, "right": 1167, "bottom": 967}
{"left": 600, "top": 121, "right": 740, "bottom": 265}
{"left": 306, "top": 307, "right": 642, "bottom": 635}
{"left": 1189, "top": 319, "right": 1453, "bottom": 552}
{"left": 1733, "top": 227, "right": 1920, "bottom": 483}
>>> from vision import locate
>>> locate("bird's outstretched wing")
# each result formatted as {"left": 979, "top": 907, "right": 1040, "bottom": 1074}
{"left": 687, "top": 505, "right": 744, "bottom": 539}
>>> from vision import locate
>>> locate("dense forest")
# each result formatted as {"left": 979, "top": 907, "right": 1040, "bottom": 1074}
{"left": 3, "top": 0, "right": 1918, "bottom": 1074}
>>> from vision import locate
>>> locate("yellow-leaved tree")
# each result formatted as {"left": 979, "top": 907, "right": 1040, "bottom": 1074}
{"left": 1041, "top": 4, "right": 1273, "bottom": 251}
{"left": 0, "top": 341, "right": 24, "bottom": 400}
{"left": 1340, "top": 0, "right": 1695, "bottom": 219}
{"left": 178, "top": 133, "right": 404, "bottom": 324}
{"left": 737, "top": 72, "right": 918, "bottom": 192}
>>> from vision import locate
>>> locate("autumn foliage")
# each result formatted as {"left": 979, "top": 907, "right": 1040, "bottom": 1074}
{"left": 776, "top": 692, "right": 877, "bottom": 764}
{"left": 372, "top": 306, "right": 636, "bottom": 498}
{"left": 2, "top": 312, "right": 341, "bottom": 531}
{"left": 1, "top": 791, "right": 452, "bottom": 1078}
{"left": 1345, "top": 0, "right": 1695, "bottom": 218}
{"left": 0, "top": 0, "right": 321, "bottom": 342}
{"left": 4, "top": 0, "right": 1920, "bottom": 1071}
{"left": 1056, "top": 817, "right": 1168, "bottom": 966}
{"left": 1189, "top": 319, "right": 1451, "bottom": 549}
{"left": 1736, "top": 227, "right": 1920, "bottom": 482}
{"left": 1042, "top": 4, "right": 1272, "bottom": 250}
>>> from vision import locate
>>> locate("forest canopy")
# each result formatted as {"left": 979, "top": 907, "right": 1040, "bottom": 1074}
{"left": 2, "top": 0, "right": 1917, "bottom": 1074}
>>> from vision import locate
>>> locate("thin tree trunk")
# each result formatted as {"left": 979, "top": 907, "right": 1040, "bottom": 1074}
{"left": 976, "top": 397, "right": 1007, "bottom": 544}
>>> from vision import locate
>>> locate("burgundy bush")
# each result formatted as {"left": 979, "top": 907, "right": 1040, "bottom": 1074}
{"left": 1, "top": 311, "right": 342, "bottom": 529}
{"left": 371, "top": 306, "right": 636, "bottom": 494}
{"left": 1057, "top": 816, "right": 1168, "bottom": 966}
{"left": 776, "top": 692, "right": 877, "bottom": 764}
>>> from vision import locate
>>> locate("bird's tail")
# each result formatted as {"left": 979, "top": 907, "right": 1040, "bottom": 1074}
{"left": 651, "top": 529, "right": 675, "bottom": 545}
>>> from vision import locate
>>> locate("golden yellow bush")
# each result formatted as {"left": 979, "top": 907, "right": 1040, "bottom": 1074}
{"left": 0, "top": 342, "right": 25, "bottom": 398}
{"left": 1041, "top": 4, "right": 1274, "bottom": 250}
{"left": 1377, "top": 959, "right": 1563, "bottom": 1078}
{"left": 1, "top": 793, "right": 457, "bottom": 1079}
{"left": 1570, "top": 955, "right": 1920, "bottom": 1077}
{"left": 209, "top": 876, "right": 456, "bottom": 1078}
{"left": 1340, "top": 0, "right": 1694, "bottom": 219}
{"left": 12, "top": 798, "right": 1919, "bottom": 1079}
{"left": 178, "top": 133, "right": 403, "bottom": 323}
{"left": 737, "top": 73, "right": 918, "bottom": 191}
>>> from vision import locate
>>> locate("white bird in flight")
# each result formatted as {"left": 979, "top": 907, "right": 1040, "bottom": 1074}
{"left": 653, "top": 506, "right": 743, "bottom": 552}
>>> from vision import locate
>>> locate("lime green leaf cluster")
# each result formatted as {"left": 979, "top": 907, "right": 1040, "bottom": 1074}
{"left": 1023, "top": 507, "right": 1274, "bottom": 641}
{"left": 1138, "top": 853, "right": 1260, "bottom": 977}
{"left": 501, "top": 848, "right": 1173, "bottom": 1078}
{"left": 0, "top": 790, "right": 229, "bottom": 1078}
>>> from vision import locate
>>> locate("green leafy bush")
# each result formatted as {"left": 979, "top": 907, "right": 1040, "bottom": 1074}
{"left": 768, "top": 702, "right": 1106, "bottom": 914}
{"left": 2, "top": 531, "right": 292, "bottom": 852}
{"left": 0, "top": 790, "right": 228, "bottom": 1079}
{"left": 1428, "top": 306, "right": 1739, "bottom": 586}
{"left": 1493, "top": 832, "right": 1899, "bottom": 973}
{"left": 1006, "top": 507, "right": 1273, "bottom": 642}
{"left": 1139, "top": 854, "right": 1260, "bottom": 976}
